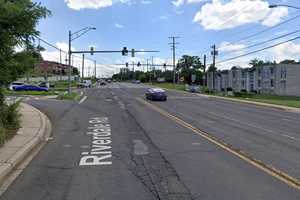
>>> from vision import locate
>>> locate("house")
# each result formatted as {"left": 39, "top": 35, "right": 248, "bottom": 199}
{"left": 206, "top": 64, "right": 300, "bottom": 96}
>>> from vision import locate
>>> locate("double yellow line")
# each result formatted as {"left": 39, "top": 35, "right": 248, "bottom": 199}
{"left": 137, "top": 97, "right": 300, "bottom": 191}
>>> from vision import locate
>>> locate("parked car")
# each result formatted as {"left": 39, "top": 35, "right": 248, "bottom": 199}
{"left": 145, "top": 88, "right": 167, "bottom": 101}
{"left": 38, "top": 82, "right": 50, "bottom": 88}
{"left": 78, "top": 80, "right": 92, "bottom": 88}
{"left": 14, "top": 85, "right": 49, "bottom": 92}
{"left": 8, "top": 82, "right": 25, "bottom": 91}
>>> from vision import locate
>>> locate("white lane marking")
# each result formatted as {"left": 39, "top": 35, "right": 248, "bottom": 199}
{"left": 64, "top": 144, "right": 72, "bottom": 148}
{"left": 207, "top": 111, "right": 300, "bottom": 142}
{"left": 79, "top": 96, "right": 87, "bottom": 104}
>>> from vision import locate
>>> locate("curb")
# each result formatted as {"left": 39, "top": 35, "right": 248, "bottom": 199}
{"left": 0, "top": 103, "right": 51, "bottom": 194}
{"left": 196, "top": 94, "right": 300, "bottom": 113}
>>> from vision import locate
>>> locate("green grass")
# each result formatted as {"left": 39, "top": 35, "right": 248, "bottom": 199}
{"left": 147, "top": 82, "right": 186, "bottom": 91}
{"left": 4, "top": 89, "right": 58, "bottom": 96}
{"left": 54, "top": 80, "right": 77, "bottom": 89}
{"left": 232, "top": 94, "right": 300, "bottom": 108}
{"left": 57, "top": 92, "right": 80, "bottom": 101}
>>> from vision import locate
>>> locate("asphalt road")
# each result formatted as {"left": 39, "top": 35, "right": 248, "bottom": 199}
{"left": 1, "top": 82, "right": 300, "bottom": 200}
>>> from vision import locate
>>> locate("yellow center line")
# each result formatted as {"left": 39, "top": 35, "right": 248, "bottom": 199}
{"left": 136, "top": 97, "right": 300, "bottom": 191}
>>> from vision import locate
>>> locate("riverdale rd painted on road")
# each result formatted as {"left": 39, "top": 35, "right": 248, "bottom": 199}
{"left": 79, "top": 117, "right": 112, "bottom": 166}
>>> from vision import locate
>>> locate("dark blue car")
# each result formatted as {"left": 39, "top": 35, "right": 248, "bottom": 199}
{"left": 14, "top": 85, "right": 49, "bottom": 92}
{"left": 145, "top": 88, "right": 167, "bottom": 101}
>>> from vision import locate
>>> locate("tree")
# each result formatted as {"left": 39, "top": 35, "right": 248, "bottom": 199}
{"left": 176, "top": 55, "right": 203, "bottom": 84}
{"left": 0, "top": 0, "right": 50, "bottom": 86}
{"left": 249, "top": 58, "right": 265, "bottom": 67}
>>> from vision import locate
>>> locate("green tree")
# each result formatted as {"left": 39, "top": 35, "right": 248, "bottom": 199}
{"left": 249, "top": 58, "right": 265, "bottom": 67}
{"left": 0, "top": 0, "right": 50, "bottom": 86}
{"left": 176, "top": 55, "right": 203, "bottom": 84}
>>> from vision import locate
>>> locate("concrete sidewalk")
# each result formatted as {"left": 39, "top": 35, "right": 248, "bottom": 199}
{"left": 0, "top": 103, "right": 51, "bottom": 195}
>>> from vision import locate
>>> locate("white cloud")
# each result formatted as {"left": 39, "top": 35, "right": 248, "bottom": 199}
{"left": 160, "top": 16, "right": 168, "bottom": 20}
{"left": 218, "top": 42, "right": 245, "bottom": 53}
{"left": 269, "top": 41, "right": 300, "bottom": 62}
{"left": 115, "top": 23, "right": 124, "bottom": 28}
{"left": 262, "top": 7, "right": 288, "bottom": 26}
{"left": 64, "top": 0, "right": 113, "bottom": 10}
{"left": 141, "top": 0, "right": 152, "bottom": 4}
{"left": 172, "top": 0, "right": 205, "bottom": 7}
{"left": 193, "top": 0, "right": 288, "bottom": 30}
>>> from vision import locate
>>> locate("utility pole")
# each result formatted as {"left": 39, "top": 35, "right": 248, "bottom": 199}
{"left": 132, "top": 61, "right": 135, "bottom": 80}
{"left": 211, "top": 44, "right": 218, "bottom": 90}
{"left": 94, "top": 60, "right": 97, "bottom": 78}
{"left": 203, "top": 54, "right": 206, "bottom": 87}
{"left": 82, "top": 54, "right": 85, "bottom": 79}
{"left": 68, "top": 30, "right": 72, "bottom": 94}
{"left": 59, "top": 49, "right": 62, "bottom": 81}
{"left": 169, "top": 36, "right": 180, "bottom": 86}
{"left": 151, "top": 56, "right": 154, "bottom": 83}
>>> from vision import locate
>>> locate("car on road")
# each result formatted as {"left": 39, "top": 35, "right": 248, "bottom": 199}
{"left": 100, "top": 81, "right": 106, "bottom": 86}
{"left": 14, "top": 85, "right": 49, "bottom": 92}
{"left": 8, "top": 82, "right": 25, "bottom": 91}
{"left": 145, "top": 88, "right": 167, "bottom": 101}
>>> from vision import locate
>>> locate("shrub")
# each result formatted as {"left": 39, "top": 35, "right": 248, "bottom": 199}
{"left": 0, "top": 126, "right": 5, "bottom": 146}
{"left": 201, "top": 86, "right": 210, "bottom": 94}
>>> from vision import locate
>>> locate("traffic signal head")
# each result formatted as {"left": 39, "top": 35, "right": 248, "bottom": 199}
{"left": 122, "top": 47, "right": 128, "bottom": 56}
{"left": 137, "top": 62, "right": 141, "bottom": 67}
{"left": 125, "top": 62, "right": 129, "bottom": 67}
{"left": 90, "top": 46, "right": 95, "bottom": 55}
{"left": 131, "top": 49, "right": 135, "bottom": 57}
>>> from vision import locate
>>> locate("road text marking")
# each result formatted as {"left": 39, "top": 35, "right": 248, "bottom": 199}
{"left": 79, "top": 117, "right": 112, "bottom": 166}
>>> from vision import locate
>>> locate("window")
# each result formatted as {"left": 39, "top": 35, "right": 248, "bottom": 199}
{"left": 232, "top": 71, "right": 236, "bottom": 78}
{"left": 271, "top": 79, "right": 274, "bottom": 87}
{"left": 242, "top": 80, "right": 245, "bottom": 88}
{"left": 258, "top": 80, "right": 261, "bottom": 87}
{"left": 258, "top": 68, "right": 261, "bottom": 77}
{"left": 270, "top": 67, "right": 274, "bottom": 76}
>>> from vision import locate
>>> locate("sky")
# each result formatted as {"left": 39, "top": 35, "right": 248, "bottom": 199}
{"left": 34, "top": 0, "right": 300, "bottom": 77}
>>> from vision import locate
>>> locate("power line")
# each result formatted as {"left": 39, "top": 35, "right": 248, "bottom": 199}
{"left": 222, "top": 13, "right": 300, "bottom": 47}
{"left": 220, "top": 28, "right": 300, "bottom": 54}
{"left": 215, "top": 35, "right": 300, "bottom": 64}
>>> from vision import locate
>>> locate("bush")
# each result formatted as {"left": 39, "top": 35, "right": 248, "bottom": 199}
{"left": 201, "top": 86, "right": 210, "bottom": 94}
{"left": 0, "top": 126, "right": 5, "bottom": 146}
{"left": 1, "top": 102, "right": 21, "bottom": 129}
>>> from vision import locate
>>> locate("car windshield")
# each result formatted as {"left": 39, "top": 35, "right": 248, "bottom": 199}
{"left": 2, "top": 1, "right": 300, "bottom": 200}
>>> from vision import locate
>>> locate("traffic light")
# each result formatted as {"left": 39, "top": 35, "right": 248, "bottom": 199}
{"left": 137, "top": 62, "right": 141, "bottom": 67}
{"left": 163, "top": 63, "right": 167, "bottom": 67}
{"left": 125, "top": 62, "right": 129, "bottom": 67}
{"left": 122, "top": 47, "right": 128, "bottom": 56}
{"left": 90, "top": 46, "right": 95, "bottom": 55}
{"left": 131, "top": 49, "right": 135, "bottom": 57}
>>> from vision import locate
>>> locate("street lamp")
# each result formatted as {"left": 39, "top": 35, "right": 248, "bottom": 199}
{"left": 269, "top": 4, "right": 300, "bottom": 10}
{"left": 68, "top": 26, "right": 96, "bottom": 94}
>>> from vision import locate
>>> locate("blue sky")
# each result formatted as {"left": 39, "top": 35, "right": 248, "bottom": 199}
{"left": 35, "top": 0, "right": 300, "bottom": 77}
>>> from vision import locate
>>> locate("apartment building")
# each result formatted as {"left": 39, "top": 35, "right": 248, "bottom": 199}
{"left": 207, "top": 64, "right": 300, "bottom": 96}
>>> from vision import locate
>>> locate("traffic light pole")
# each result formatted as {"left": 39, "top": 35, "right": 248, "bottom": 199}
{"left": 82, "top": 54, "right": 85, "bottom": 79}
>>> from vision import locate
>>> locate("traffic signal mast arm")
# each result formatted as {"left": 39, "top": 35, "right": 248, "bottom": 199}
{"left": 71, "top": 50, "right": 159, "bottom": 54}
